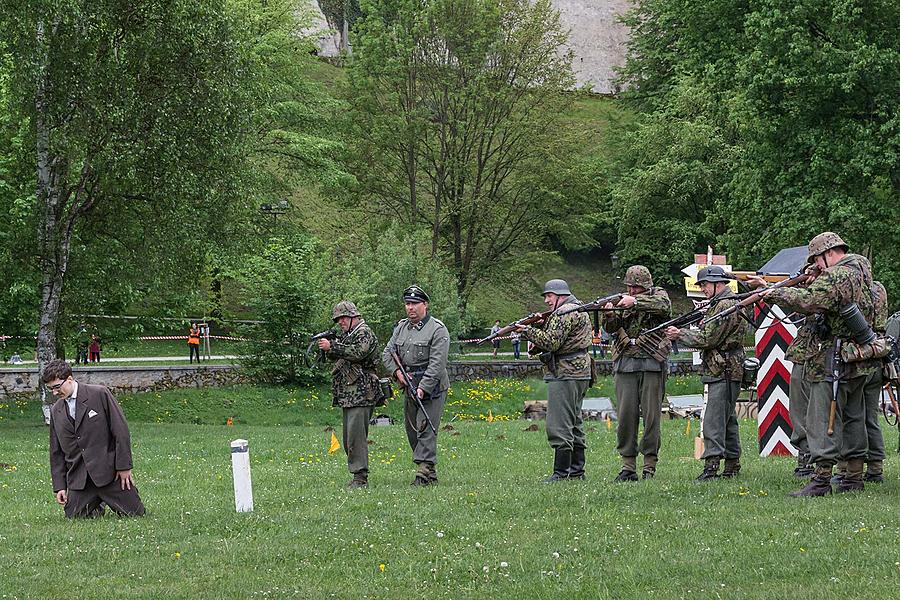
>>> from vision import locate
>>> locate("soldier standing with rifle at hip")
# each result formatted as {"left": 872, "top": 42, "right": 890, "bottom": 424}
{"left": 666, "top": 266, "right": 749, "bottom": 481}
{"left": 601, "top": 265, "right": 672, "bottom": 482}
{"left": 761, "top": 232, "right": 879, "bottom": 496}
{"left": 516, "top": 279, "right": 593, "bottom": 482}
{"left": 319, "top": 301, "right": 384, "bottom": 489}
{"left": 382, "top": 285, "right": 450, "bottom": 486}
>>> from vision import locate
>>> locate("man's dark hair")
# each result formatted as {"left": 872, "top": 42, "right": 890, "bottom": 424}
{"left": 42, "top": 359, "right": 73, "bottom": 383}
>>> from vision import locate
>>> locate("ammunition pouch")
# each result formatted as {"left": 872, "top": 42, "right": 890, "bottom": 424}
{"left": 377, "top": 377, "right": 393, "bottom": 406}
{"left": 538, "top": 352, "right": 558, "bottom": 377}
{"left": 741, "top": 357, "right": 760, "bottom": 390}
{"left": 840, "top": 303, "right": 876, "bottom": 345}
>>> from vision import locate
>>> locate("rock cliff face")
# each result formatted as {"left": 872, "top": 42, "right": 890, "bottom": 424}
{"left": 306, "top": 1, "right": 632, "bottom": 94}
{"left": 554, "top": 0, "right": 631, "bottom": 94}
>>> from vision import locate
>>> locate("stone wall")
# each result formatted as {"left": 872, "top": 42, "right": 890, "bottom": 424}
{"left": 1, "top": 357, "right": 699, "bottom": 398}
{"left": 0, "top": 365, "right": 248, "bottom": 398}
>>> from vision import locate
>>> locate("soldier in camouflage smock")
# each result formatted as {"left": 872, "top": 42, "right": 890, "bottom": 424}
{"left": 667, "top": 266, "right": 749, "bottom": 480}
{"left": 600, "top": 265, "right": 672, "bottom": 481}
{"left": 320, "top": 301, "right": 383, "bottom": 488}
{"left": 764, "top": 232, "right": 879, "bottom": 496}
{"left": 517, "top": 279, "right": 593, "bottom": 482}
{"left": 382, "top": 285, "right": 450, "bottom": 486}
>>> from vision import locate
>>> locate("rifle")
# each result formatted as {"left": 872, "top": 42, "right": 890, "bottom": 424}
{"left": 702, "top": 268, "right": 820, "bottom": 327}
{"left": 556, "top": 293, "right": 625, "bottom": 316}
{"left": 389, "top": 349, "right": 437, "bottom": 434}
{"left": 474, "top": 310, "right": 551, "bottom": 345}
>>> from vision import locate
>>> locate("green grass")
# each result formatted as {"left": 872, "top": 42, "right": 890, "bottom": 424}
{"left": 2, "top": 381, "right": 898, "bottom": 598}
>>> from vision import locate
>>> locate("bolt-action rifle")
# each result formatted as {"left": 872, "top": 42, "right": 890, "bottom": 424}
{"left": 475, "top": 310, "right": 552, "bottom": 345}
{"left": 389, "top": 349, "right": 437, "bottom": 434}
{"left": 556, "top": 293, "right": 625, "bottom": 316}
{"left": 701, "top": 267, "right": 820, "bottom": 327}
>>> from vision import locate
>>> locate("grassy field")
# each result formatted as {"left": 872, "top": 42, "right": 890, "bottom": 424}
{"left": 2, "top": 381, "right": 899, "bottom": 599}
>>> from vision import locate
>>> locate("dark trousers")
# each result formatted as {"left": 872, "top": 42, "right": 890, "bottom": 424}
{"left": 789, "top": 363, "right": 810, "bottom": 456}
{"left": 405, "top": 388, "right": 446, "bottom": 467}
{"left": 701, "top": 379, "right": 741, "bottom": 460}
{"left": 343, "top": 406, "right": 374, "bottom": 475}
{"left": 189, "top": 344, "right": 200, "bottom": 363}
{"left": 512, "top": 342, "right": 521, "bottom": 359}
{"left": 65, "top": 474, "right": 145, "bottom": 519}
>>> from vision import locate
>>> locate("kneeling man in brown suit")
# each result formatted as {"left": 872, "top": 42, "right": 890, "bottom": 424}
{"left": 45, "top": 359, "right": 145, "bottom": 518}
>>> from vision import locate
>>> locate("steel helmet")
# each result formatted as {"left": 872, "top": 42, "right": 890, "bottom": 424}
{"left": 807, "top": 231, "right": 849, "bottom": 263}
{"left": 332, "top": 300, "right": 361, "bottom": 321}
{"left": 696, "top": 265, "right": 732, "bottom": 284}
{"left": 542, "top": 279, "right": 572, "bottom": 296}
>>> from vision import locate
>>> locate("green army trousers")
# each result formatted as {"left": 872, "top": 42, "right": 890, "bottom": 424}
{"left": 404, "top": 388, "right": 447, "bottom": 468}
{"left": 614, "top": 370, "right": 664, "bottom": 462}
{"left": 807, "top": 375, "right": 867, "bottom": 470}
{"left": 862, "top": 369, "right": 885, "bottom": 464}
{"left": 343, "top": 406, "right": 374, "bottom": 475}
{"left": 788, "top": 363, "right": 810, "bottom": 456}
{"left": 701, "top": 378, "right": 741, "bottom": 461}
{"left": 546, "top": 379, "right": 590, "bottom": 452}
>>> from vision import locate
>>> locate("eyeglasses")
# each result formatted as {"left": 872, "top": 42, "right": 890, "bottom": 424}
{"left": 47, "top": 381, "right": 66, "bottom": 392}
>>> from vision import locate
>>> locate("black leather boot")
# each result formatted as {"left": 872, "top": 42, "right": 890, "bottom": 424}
{"left": 544, "top": 448, "right": 572, "bottom": 483}
{"left": 722, "top": 458, "right": 741, "bottom": 478}
{"left": 696, "top": 458, "right": 720, "bottom": 481}
{"left": 568, "top": 447, "right": 586, "bottom": 480}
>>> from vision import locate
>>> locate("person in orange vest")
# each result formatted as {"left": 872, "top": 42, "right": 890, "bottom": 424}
{"left": 188, "top": 323, "right": 201, "bottom": 363}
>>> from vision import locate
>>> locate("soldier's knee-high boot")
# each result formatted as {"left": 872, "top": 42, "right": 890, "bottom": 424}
{"left": 864, "top": 460, "right": 884, "bottom": 483}
{"left": 790, "top": 465, "right": 833, "bottom": 497}
{"left": 545, "top": 448, "right": 572, "bottom": 483}
{"left": 837, "top": 458, "right": 865, "bottom": 493}
{"left": 568, "top": 446, "right": 586, "bottom": 480}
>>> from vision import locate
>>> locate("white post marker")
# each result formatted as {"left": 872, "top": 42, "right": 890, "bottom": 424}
{"left": 230, "top": 439, "right": 253, "bottom": 512}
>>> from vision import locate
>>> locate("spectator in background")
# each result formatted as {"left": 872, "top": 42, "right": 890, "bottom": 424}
{"left": 75, "top": 325, "right": 89, "bottom": 365}
{"left": 88, "top": 334, "right": 101, "bottom": 363}
{"left": 490, "top": 320, "right": 502, "bottom": 358}
{"left": 511, "top": 330, "right": 521, "bottom": 360}
{"left": 188, "top": 323, "right": 201, "bottom": 363}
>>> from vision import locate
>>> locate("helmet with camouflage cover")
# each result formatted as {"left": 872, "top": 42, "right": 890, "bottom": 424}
{"left": 807, "top": 231, "right": 849, "bottom": 263}
{"left": 696, "top": 265, "right": 732, "bottom": 284}
{"left": 623, "top": 265, "right": 653, "bottom": 289}
{"left": 542, "top": 279, "right": 572, "bottom": 296}
{"left": 332, "top": 300, "right": 361, "bottom": 321}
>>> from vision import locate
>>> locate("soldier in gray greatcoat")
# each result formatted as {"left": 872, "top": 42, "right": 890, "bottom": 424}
{"left": 319, "top": 301, "right": 383, "bottom": 489}
{"left": 382, "top": 285, "right": 450, "bottom": 486}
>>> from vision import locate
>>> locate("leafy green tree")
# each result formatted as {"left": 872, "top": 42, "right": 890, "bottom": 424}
{"left": 614, "top": 0, "right": 899, "bottom": 299}
{"left": 227, "top": 235, "right": 326, "bottom": 384}
{"left": 346, "top": 0, "right": 584, "bottom": 309}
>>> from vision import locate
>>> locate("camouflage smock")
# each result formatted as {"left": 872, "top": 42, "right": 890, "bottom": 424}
{"left": 675, "top": 288, "right": 748, "bottom": 382}
{"left": 766, "top": 253, "right": 877, "bottom": 381}
{"left": 600, "top": 286, "right": 672, "bottom": 371}
{"left": 325, "top": 319, "right": 382, "bottom": 408}
{"left": 521, "top": 295, "right": 593, "bottom": 380}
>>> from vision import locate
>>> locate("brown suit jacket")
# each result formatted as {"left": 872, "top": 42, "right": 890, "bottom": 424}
{"left": 49, "top": 383, "right": 135, "bottom": 492}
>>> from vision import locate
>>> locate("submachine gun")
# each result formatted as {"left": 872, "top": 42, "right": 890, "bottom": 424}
{"left": 304, "top": 329, "right": 337, "bottom": 368}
